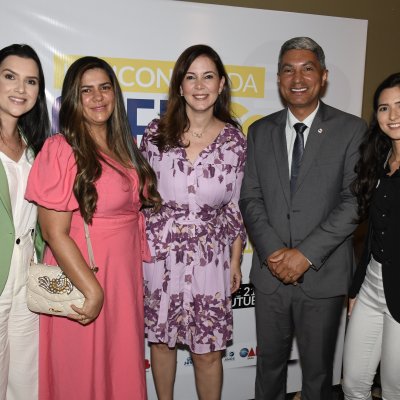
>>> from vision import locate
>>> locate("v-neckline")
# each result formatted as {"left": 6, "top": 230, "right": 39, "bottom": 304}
{"left": 183, "top": 124, "right": 227, "bottom": 165}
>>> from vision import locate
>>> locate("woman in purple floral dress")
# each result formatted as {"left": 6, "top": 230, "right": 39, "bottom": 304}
{"left": 140, "top": 44, "right": 247, "bottom": 400}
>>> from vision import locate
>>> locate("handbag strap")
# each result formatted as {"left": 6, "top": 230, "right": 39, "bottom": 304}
{"left": 83, "top": 222, "right": 99, "bottom": 273}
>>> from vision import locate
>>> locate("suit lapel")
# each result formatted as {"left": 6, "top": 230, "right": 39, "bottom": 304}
{"left": 0, "top": 160, "right": 13, "bottom": 222}
{"left": 293, "top": 104, "right": 326, "bottom": 194}
{"left": 271, "top": 111, "right": 291, "bottom": 207}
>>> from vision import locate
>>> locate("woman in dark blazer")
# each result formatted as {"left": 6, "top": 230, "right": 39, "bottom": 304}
{"left": 342, "top": 72, "right": 400, "bottom": 400}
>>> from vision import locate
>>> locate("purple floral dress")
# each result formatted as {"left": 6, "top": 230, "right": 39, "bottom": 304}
{"left": 140, "top": 119, "right": 247, "bottom": 354}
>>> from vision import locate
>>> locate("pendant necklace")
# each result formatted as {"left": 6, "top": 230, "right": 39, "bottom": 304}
{"left": 0, "top": 130, "right": 23, "bottom": 155}
{"left": 188, "top": 120, "right": 214, "bottom": 139}
{"left": 190, "top": 129, "right": 204, "bottom": 139}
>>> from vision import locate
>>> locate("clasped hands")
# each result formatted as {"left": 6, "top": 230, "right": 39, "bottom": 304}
{"left": 267, "top": 247, "right": 310, "bottom": 285}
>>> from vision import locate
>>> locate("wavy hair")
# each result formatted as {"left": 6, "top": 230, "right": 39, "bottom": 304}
{"left": 351, "top": 72, "right": 400, "bottom": 221}
{"left": 153, "top": 44, "right": 240, "bottom": 151}
{"left": 0, "top": 44, "right": 49, "bottom": 154}
{"left": 59, "top": 56, "right": 161, "bottom": 223}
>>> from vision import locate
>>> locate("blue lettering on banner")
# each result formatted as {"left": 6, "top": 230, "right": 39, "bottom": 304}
{"left": 127, "top": 98, "right": 168, "bottom": 137}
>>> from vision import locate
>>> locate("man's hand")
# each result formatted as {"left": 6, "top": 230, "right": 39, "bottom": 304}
{"left": 267, "top": 248, "right": 311, "bottom": 284}
{"left": 266, "top": 247, "right": 288, "bottom": 277}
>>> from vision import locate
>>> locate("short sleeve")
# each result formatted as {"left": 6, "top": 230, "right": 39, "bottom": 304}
{"left": 25, "top": 134, "right": 79, "bottom": 211}
{"left": 139, "top": 119, "right": 159, "bottom": 165}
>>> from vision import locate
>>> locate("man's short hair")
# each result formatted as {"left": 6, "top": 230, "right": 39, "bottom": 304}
{"left": 278, "top": 37, "right": 326, "bottom": 71}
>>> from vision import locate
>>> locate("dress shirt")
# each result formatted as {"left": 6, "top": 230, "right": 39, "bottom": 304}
{"left": 284, "top": 105, "right": 320, "bottom": 268}
{"left": 370, "top": 165, "right": 400, "bottom": 264}
{"left": 285, "top": 103, "right": 320, "bottom": 177}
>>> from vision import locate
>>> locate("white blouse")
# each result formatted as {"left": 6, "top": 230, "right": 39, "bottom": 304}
{"left": 0, "top": 149, "right": 37, "bottom": 237}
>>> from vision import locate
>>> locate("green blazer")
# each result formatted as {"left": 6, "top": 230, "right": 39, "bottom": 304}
{"left": 0, "top": 159, "right": 15, "bottom": 294}
{"left": 0, "top": 159, "right": 45, "bottom": 295}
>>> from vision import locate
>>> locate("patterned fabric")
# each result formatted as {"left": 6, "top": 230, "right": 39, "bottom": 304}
{"left": 140, "top": 119, "right": 247, "bottom": 354}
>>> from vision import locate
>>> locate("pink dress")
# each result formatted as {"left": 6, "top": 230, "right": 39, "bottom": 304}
{"left": 25, "top": 135, "right": 149, "bottom": 400}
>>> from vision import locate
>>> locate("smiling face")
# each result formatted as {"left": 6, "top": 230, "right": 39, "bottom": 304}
{"left": 80, "top": 68, "right": 115, "bottom": 132}
{"left": 377, "top": 86, "right": 400, "bottom": 141}
{"left": 180, "top": 55, "right": 225, "bottom": 117}
{"left": 0, "top": 55, "right": 40, "bottom": 122}
{"left": 277, "top": 49, "right": 327, "bottom": 120}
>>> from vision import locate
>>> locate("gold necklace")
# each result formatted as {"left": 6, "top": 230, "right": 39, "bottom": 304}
{"left": 0, "top": 132, "right": 23, "bottom": 154}
{"left": 189, "top": 129, "right": 204, "bottom": 139}
{"left": 188, "top": 120, "right": 214, "bottom": 139}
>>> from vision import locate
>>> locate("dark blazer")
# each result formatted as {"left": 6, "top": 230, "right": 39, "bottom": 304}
{"left": 239, "top": 102, "right": 367, "bottom": 298}
{"left": 349, "top": 220, "right": 400, "bottom": 323}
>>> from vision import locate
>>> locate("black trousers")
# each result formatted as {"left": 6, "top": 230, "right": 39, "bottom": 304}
{"left": 254, "top": 285, "right": 344, "bottom": 400}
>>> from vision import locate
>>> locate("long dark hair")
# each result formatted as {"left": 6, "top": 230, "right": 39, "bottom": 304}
{"left": 59, "top": 56, "right": 161, "bottom": 223}
{"left": 153, "top": 44, "right": 240, "bottom": 151}
{"left": 0, "top": 44, "right": 49, "bottom": 154}
{"left": 352, "top": 72, "right": 400, "bottom": 221}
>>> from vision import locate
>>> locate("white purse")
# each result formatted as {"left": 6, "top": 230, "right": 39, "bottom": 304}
{"left": 27, "top": 222, "right": 98, "bottom": 317}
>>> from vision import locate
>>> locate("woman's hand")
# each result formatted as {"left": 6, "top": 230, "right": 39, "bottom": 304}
{"left": 347, "top": 297, "right": 357, "bottom": 317}
{"left": 38, "top": 206, "right": 104, "bottom": 325}
{"left": 230, "top": 258, "right": 242, "bottom": 294}
{"left": 69, "top": 286, "right": 104, "bottom": 325}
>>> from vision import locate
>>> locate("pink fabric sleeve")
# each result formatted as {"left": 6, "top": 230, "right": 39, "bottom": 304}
{"left": 25, "top": 134, "right": 79, "bottom": 211}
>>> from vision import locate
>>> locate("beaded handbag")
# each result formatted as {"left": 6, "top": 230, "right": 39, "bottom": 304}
{"left": 27, "top": 222, "right": 98, "bottom": 317}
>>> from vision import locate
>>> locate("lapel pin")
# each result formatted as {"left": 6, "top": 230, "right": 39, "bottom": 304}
{"left": 317, "top": 128, "right": 323, "bottom": 134}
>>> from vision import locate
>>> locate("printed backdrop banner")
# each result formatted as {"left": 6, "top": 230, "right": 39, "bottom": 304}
{"left": 1, "top": 1, "right": 367, "bottom": 398}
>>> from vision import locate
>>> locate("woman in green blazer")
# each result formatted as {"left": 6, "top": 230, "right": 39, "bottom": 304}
{"left": 0, "top": 44, "right": 49, "bottom": 400}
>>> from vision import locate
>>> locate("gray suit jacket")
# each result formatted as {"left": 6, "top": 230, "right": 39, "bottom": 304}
{"left": 239, "top": 102, "right": 367, "bottom": 298}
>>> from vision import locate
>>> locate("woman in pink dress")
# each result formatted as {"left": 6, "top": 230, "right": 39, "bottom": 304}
{"left": 140, "top": 44, "right": 247, "bottom": 400}
{"left": 26, "top": 56, "right": 160, "bottom": 400}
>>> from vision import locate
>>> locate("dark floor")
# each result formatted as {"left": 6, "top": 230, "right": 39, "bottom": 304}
{"left": 285, "top": 384, "right": 382, "bottom": 399}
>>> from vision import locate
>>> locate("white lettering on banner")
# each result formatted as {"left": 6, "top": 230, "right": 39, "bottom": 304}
{"left": 136, "top": 67, "right": 155, "bottom": 88}
{"left": 118, "top": 66, "right": 135, "bottom": 87}
{"left": 116, "top": 66, "right": 172, "bottom": 89}
{"left": 229, "top": 72, "right": 258, "bottom": 94}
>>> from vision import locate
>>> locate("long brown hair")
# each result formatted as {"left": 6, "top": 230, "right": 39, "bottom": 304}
{"left": 153, "top": 44, "right": 240, "bottom": 151}
{"left": 59, "top": 56, "right": 160, "bottom": 223}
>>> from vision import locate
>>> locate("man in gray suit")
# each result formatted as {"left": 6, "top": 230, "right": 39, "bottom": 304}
{"left": 239, "top": 37, "right": 367, "bottom": 400}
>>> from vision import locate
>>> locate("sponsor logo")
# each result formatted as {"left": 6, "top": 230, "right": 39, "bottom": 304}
{"left": 183, "top": 356, "right": 193, "bottom": 367}
{"left": 223, "top": 351, "right": 235, "bottom": 362}
{"left": 232, "top": 283, "right": 255, "bottom": 309}
{"left": 239, "top": 347, "right": 256, "bottom": 359}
